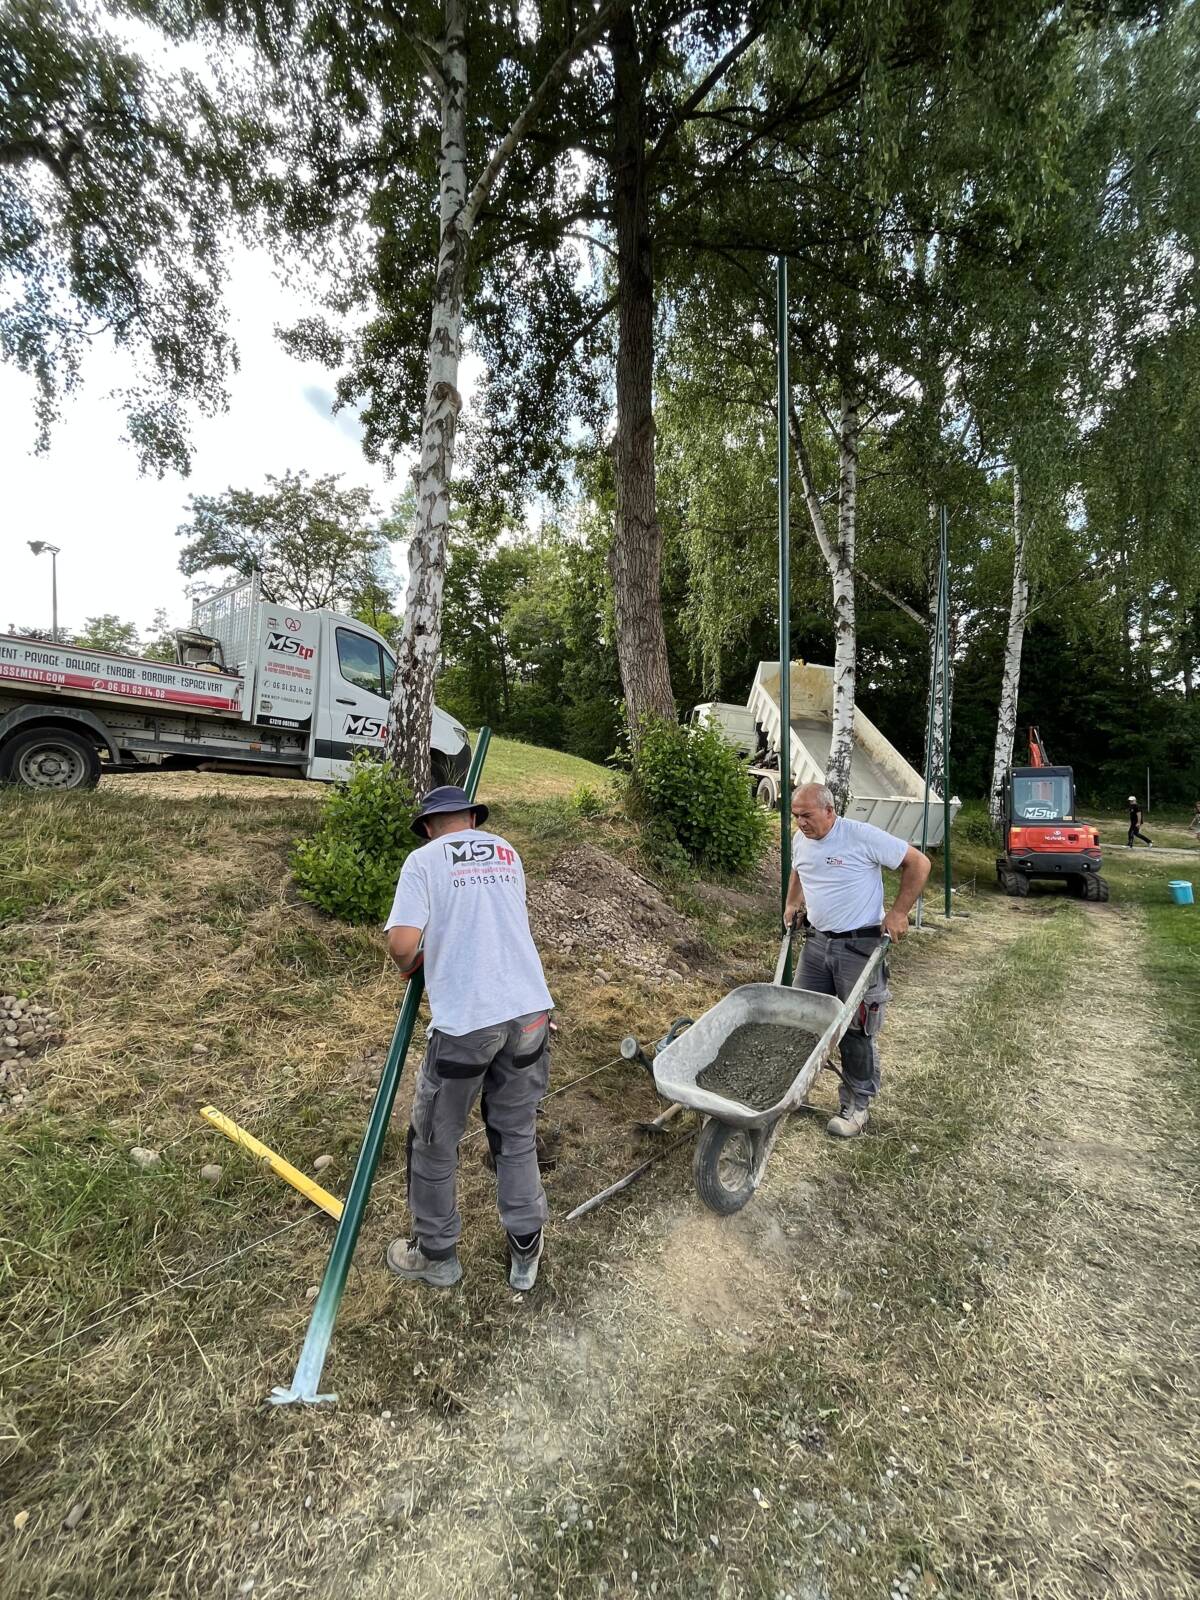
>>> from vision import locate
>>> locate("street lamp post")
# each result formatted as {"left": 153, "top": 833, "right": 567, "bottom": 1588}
{"left": 27, "top": 542, "right": 61, "bottom": 642}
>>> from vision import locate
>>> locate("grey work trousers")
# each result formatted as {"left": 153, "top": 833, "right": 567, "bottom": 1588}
{"left": 791, "top": 930, "right": 890, "bottom": 1108}
{"left": 406, "top": 1009, "right": 550, "bottom": 1257}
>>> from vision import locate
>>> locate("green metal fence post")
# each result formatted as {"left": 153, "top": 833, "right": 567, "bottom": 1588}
{"left": 916, "top": 533, "right": 943, "bottom": 929}
{"left": 270, "top": 727, "right": 493, "bottom": 1406}
{"left": 939, "top": 508, "right": 952, "bottom": 918}
{"left": 776, "top": 256, "right": 793, "bottom": 979}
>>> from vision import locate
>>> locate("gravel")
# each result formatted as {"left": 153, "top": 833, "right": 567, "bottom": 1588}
{"left": 697, "top": 1023, "right": 821, "bottom": 1110}
{"left": 0, "top": 995, "right": 64, "bottom": 1117}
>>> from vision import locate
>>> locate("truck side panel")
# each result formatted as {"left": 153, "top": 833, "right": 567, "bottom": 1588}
{"left": 0, "top": 635, "right": 244, "bottom": 717}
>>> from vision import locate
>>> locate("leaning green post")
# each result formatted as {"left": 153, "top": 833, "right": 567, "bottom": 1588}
{"left": 939, "top": 508, "right": 952, "bottom": 918}
{"left": 776, "top": 256, "right": 793, "bottom": 979}
{"left": 270, "top": 727, "right": 493, "bottom": 1406}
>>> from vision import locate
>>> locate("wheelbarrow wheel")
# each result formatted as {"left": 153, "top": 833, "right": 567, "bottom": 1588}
{"left": 694, "top": 1118, "right": 761, "bottom": 1215}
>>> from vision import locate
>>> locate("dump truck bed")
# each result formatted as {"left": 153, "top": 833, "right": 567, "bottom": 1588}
{"left": 750, "top": 660, "right": 959, "bottom": 846}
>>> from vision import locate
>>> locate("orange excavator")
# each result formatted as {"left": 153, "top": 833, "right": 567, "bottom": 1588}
{"left": 996, "top": 728, "right": 1109, "bottom": 900}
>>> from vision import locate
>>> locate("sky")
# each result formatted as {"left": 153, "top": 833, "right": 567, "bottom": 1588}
{"left": 0, "top": 246, "right": 411, "bottom": 640}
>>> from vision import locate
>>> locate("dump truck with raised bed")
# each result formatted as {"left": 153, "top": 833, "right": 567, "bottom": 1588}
{"left": 0, "top": 575, "right": 469, "bottom": 792}
{"left": 693, "top": 660, "right": 959, "bottom": 847}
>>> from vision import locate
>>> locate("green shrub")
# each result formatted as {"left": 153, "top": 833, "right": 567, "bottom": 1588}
{"left": 628, "top": 716, "right": 768, "bottom": 875}
{"left": 571, "top": 781, "right": 615, "bottom": 820}
{"left": 292, "top": 756, "right": 417, "bottom": 924}
{"left": 957, "top": 801, "right": 997, "bottom": 847}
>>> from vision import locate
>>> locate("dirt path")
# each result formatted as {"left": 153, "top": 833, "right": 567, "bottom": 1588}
{"left": 930, "top": 897, "right": 1200, "bottom": 1599}
{"left": 290, "top": 892, "right": 1197, "bottom": 1600}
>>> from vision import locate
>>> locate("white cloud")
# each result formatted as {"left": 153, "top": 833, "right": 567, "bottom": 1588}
{"left": 0, "top": 246, "right": 408, "bottom": 638}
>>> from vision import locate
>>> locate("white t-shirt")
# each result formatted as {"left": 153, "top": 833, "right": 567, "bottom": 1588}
{"left": 385, "top": 828, "right": 554, "bottom": 1037}
{"left": 791, "top": 817, "right": 908, "bottom": 932}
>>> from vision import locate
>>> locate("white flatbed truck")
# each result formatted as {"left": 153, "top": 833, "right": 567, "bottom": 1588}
{"left": 0, "top": 575, "right": 470, "bottom": 792}
{"left": 694, "top": 659, "right": 959, "bottom": 847}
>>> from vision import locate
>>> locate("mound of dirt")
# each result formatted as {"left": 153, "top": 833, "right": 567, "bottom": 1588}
{"left": 529, "top": 845, "right": 712, "bottom": 979}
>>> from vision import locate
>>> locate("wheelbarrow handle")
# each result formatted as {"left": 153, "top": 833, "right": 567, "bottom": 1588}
{"left": 772, "top": 921, "right": 798, "bottom": 987}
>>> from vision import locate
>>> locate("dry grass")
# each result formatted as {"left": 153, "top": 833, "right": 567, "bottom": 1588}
{"left": 1, "top": 767, "right": 1196, "bottom": 1600}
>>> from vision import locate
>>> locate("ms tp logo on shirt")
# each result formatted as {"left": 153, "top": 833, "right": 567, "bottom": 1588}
{"left": 824, "top": 855, "right": 845, "bottom": 867}
{"left": 444, "top": 840, "right": 515, "bottom": 867}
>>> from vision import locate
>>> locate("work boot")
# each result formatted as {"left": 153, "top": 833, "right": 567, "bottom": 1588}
{"left": 507, "top": 1229, "right": 544, "bottom": 1292}
{"left": 826, "top": 1103, "right": 870, "bottom": 1139}
{"left": 385, "top": 1236, "right": 462, "bottom": 1288}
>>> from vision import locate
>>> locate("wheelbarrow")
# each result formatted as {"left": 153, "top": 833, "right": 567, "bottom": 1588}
{"left": 650, "top": 931, "right": 889, "bottom": 1214}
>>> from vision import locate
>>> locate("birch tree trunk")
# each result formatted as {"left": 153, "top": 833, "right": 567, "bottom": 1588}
{"left": 787, "top": 388, "right": 861, "bottom": 815}
{"left": 385, "top": 0, "right": 626, "bottom": 794}
{"left": 825, "top": 392, "right": 860, "bottom": 813}
{"left": 386, "top": 0, "right": 469, "bottom": 796}
{"left": 608, "top": 7, "right": 675, "bottom": 734}
{"left": 988, "top": 469, "right": 1028, "bottom": 828}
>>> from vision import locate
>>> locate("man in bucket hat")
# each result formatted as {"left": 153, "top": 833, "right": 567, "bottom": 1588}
{"left": 384, "top": 785, "right": 554, "bottom": 1291}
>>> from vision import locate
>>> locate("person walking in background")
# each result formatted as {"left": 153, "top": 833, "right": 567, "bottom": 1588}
{"left": 1189, "top": 799, "right": 1200, "bottom": 837}
{"left": 1127, "top": 796, "right": 1153, "bottom": 848}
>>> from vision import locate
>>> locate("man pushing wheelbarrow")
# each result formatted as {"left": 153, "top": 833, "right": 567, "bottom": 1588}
{"left": 783, "top": 784, "right": 931, "bottom": 1139}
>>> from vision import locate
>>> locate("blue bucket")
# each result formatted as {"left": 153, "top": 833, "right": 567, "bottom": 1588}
{"left": 1168, "top": 880, "right": 1194, "bottom": 906}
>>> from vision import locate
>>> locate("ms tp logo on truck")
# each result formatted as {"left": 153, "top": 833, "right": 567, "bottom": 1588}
{"left": 343, "top": 715, "right": 386, "bottom": 739}
{"left": 266, "top": 632, "right": 315, "bottom": 660}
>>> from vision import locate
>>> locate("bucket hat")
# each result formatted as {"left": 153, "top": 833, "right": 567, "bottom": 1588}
{"left": 411, "top": 784, "right": 489, "bottom": 838}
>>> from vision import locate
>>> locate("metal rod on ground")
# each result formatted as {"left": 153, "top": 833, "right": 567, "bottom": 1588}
{"left": 270, "top": 727, "right": 493, "bottom": 1406}
{"left": 565, "top": 1134, "right": 694, "bottom": 1222}
{"left": 916, "top": 523, "right": 944, "bottom": 929}
{"left": 940, "top": 507, "right": 952, "bottom": 918}
{"left": 776, "top": 254, "right": 793, "bottom": 981}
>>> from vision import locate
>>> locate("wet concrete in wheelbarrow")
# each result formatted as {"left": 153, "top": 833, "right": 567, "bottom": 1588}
{"left": 696, "top": 1023, "right": 822, "bottom": 1111}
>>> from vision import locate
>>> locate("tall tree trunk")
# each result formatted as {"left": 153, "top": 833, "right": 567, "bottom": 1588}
{"left": 787, "top": 391, "right": 860, "bottom": 814}
{"left": 386, "top": 0, "right": 469, "bottom": 796}
{"left": 988, "top": 469, "right": 1028, "bottom": 828}
{"left": 825, "top": 390, "right": 860, "bottom": 813}
{"left": 608, "top": 8, "right": 675, "bottom": 734}
{"left": 385, "top": 0, "right": 625, "bottom": 793}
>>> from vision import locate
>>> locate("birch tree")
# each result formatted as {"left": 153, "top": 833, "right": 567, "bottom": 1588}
{"left": 987, "top": 471, "right": 1028, "bottom": 825}
{"left": 787, "top": 393, "right": 864, "bottom": 812}
{"left": 384, "top": 0, "right": 626, "bottom": 792}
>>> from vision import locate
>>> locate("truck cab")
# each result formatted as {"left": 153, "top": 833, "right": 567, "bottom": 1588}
{"left": 309, "top": 614, "right": 468, "bottom": 784}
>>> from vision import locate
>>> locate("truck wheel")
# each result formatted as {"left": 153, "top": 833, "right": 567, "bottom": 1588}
{"left": 693, "top": 1118, "right": 763, "bottom": 1215}
{"left": 1094, "top": 876, "right": 1111, "bottom": 902}
{"left": 999, "top": 869, "right": 1028, "bottom": 897}
{"left": 755, "top": 777, "right": 777, "bottom": 811}
{"left": 2, "top": 728, "right": 101, "bottom": 791}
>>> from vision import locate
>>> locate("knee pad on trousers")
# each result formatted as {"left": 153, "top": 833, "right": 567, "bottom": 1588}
{"left": 839, "top": 1030, "right": 873, "bottom": 1084}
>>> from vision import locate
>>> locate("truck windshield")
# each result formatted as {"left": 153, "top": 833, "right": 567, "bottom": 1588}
{"left": 1012, "top": 773, "right": 1072, "bottom": 822}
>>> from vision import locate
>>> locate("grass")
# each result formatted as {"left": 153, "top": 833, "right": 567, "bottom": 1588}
{"left": 1, "top": 754, "right": 1196, "bottom": 1600}
{"left": 1099, "top": 844, "right": 1200, "bottom": 1115}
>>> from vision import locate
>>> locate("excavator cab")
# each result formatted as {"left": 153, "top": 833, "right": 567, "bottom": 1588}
{"left": 997, "top": 730, "right": 1109, "bottom": 901}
